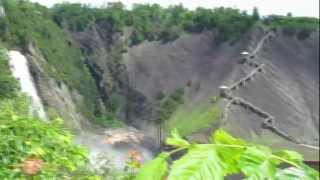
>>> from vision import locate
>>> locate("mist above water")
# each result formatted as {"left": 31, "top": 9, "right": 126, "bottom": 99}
{"left": 76, "top": 129, "right": 154, "bottom": 169}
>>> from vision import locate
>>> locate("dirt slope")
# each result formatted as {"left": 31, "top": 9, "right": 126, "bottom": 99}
{"left": 125, "top": 28, "right": 319, "bottom": 158}
{"left": 125, "top": 31, "right": 251, "bottom": 125}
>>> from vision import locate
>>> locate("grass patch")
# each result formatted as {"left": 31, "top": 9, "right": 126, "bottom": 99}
{"left": 167, "top": 101, "right": 221, "bottom": 136}
{"left": 95, "top": 112, "right": 124, "bottom": 128}
{"left": 155, "top": 88, "right": 185, "bottom": 125}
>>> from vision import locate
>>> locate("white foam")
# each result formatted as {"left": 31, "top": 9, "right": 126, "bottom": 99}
{"left": 8, "top": 50, "right": 47, "bottom": 120}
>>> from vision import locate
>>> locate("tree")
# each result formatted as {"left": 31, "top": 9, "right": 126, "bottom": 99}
{"left": 130, "top": 30, "right": 143, "bottom": 46}
{"left": 0, "top": 48, "right": 19, "bottom": 99}
{"left": 252, "top": 7, "right": 260, "bottom": 21}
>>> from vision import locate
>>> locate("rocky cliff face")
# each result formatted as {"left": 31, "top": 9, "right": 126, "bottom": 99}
{"left": 26, "top": 43, "right": 93, "bottom": 131}
{"left": 71, "top": 24, "right": 153, "bottom": 128}
{"left": 65, "top": 24, "right": 319, "bottom": 159}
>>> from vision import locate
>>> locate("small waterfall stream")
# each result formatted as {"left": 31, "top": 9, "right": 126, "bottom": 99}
{"left": 8, "top": 50, "right": 47, "bottom": 120}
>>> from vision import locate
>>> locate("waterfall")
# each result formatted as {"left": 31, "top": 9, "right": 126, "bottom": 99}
{"left": 0, "top": 3, "right": 5, "bottom": 17}
{"left": 8, "top": 50, "right": 47, "bottom": 120}
{"left": 0, "top": 6, "right": 4, "bottom": 17}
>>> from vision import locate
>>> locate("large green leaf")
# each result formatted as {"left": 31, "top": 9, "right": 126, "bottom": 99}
{"left": 275, "top": 167, "right": 318, "bottom": 180}
{"left": 212, "top": 130, "right": 246, "bottom": 174}
{"left": 212, "top": 130, "right": 246, "bottom": 145}
{"left": 274, "top": 150, "right": 303, "bottom": 165}
{"left": 166, "top": 128, "right": 190, "bottom": 148}
{"left": 273, "top": 150, "right": 319, "bottom": 180}
{"left": 299, "top": 163, "right": 320, "bottom": 180}
{"left": 168, "top": 145, "right": 226, "bottom": 180}
{"left": 238, "top": 146, "right": 281, "bottom": 180}
{"left": 134, "top": 153, "right": 169, "bottom": 180}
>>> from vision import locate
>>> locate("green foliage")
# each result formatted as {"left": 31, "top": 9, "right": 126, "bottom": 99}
{"left": 52, "top": 2, "right": 127, "bottom": 32}
{"left": 52, "top": 3, "right": 94, "bottom": 31}
{"left": 51, "top": 3, "right": 259, "bottom": 45}
{"left": 135, "top": 153, "right": 169, "bottom": 180}
{"left": 263, "top": 15, "right": 319, "bottom": 39}
{"left": 168, "top": 100, "right": 221, "bottom": 136}
{"left": 0, "top": 0, "right": 100, "bottom": 121}
{"left": 155, "top": 88, "right": 185, "bottom": 125}
{"left": 0, "top": 48, "right": 19, "bottom": 99}
{"left": 213, "top": 130, "right": 245, "bottom": 174}
{"left": 0, "top": 97, "right": 91, "bottom": 179}
{"left": 96, "top": 112, "right": 124, "bottom": 128}
{"left": 135, "top": 129, "right": 319, "bottom": 180}
{"left": 276, "top": 166, "right": 313, "bottom": 179}
{"left": 238, "top": 146, "right": 280, "bottom": 179}
{"left": 252, "top": 7, "right": 260, "bottom": 21}
{"left": 169, "top": 145, "right": 226, "bottom": 180}
{"left": 166, "top": 129, "right": 190, "bottom": 148}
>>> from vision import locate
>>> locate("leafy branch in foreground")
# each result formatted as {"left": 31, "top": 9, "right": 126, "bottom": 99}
{"left": 135, "top": 129, "right": 319, "bottom": 180}
{"left": 0, "top": 97, "right": 92, "bottom": 179}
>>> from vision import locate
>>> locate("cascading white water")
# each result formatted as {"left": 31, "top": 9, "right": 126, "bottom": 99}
{"left": 0, "top": 2, "right": 5, "bottom": 17}
{"left": 8, "top": 50, "right": 47, "bottom": 120}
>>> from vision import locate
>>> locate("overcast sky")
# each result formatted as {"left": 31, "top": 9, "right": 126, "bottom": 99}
{"left": 30, "top": 0, "right": 319, "bottom": 17}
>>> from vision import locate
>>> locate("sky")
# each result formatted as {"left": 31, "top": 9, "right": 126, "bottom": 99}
{"left": 30, "top": 0, "right": 319, "bottom": 17}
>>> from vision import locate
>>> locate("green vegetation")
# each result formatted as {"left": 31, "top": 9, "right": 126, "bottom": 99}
{"left": 51, "top": 2, "right": 320, "bottom": 45}
{"left": 0, "top": 50, "right": 94, "bottom": 178}
{"left": 0, "top": 47, "right": 115, "bottom": 178}
{"left": 168, "top": 100, "right": 221, "bottom": 136}
{"left": 0, "top": 97, "right": 90, "bottom": 178}
{"left": 135, "top": 129, "right": 319, "bottom": 180}
{"left": 0, "top": 48, "right": 19, "bottom": 99}
{"left": 0, "top": 0, "right": 100, "bottom": 121}
{"left": 263, "top": 15, "right": 319, "bottom": 39}
{"left": 96, "top": 112, "right": 124, "bottom": 128}
{"left": 252, "top": 7, "right": 260, "bottom": 21}
{"left": 155, "top": 88, "right": 185, "bottom": 126}
{"left": 51, "top": 3, "right": 259, "bottom": 45}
